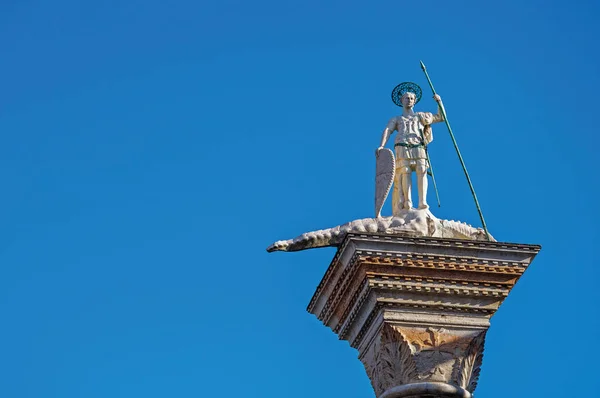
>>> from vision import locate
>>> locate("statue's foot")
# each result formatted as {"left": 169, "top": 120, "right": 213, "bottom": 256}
{"left": 418, "top": 203, "right": 429, "bottom": 210}
{"left": 393, "top": 205, "right": 404, "bottom": 216}
{"left": 403, "top": 202, "right": 413, "bottom": 210}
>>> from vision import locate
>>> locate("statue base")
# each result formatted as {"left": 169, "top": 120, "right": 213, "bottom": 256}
{"left": 306, "top": 233, "right": 540, "bottom": 397}
{"left": 267, "top": 208, "right": 490, "bottom": 253}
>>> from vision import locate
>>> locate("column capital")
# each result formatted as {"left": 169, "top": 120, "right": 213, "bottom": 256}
{"left": 307, "top": 233, "right": 540, "bottom": 397}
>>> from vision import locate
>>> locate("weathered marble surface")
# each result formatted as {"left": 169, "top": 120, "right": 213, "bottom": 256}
{"left": 267, "top": 208, "right": 491, "bottom": 253}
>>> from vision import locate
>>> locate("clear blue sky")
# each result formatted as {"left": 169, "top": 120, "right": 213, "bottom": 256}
{"left": 0, "top": 1, "right": 598, "bottom": 397}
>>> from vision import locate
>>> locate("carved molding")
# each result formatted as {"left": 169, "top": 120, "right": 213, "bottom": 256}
{"left": 349, "top": 303, "right": 493, "bottom": 348}
{"left": 307, "top": 234, "right": 539, "bottom": 315}
{"left": 361, "top": 254, "right": 528, "bottom": 275}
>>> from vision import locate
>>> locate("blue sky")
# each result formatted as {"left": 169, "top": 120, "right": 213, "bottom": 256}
{"left": 0, "top": 1, "right": 598, "bottom": 397}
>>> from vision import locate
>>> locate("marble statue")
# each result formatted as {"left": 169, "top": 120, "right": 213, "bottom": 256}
{"left": 266, "top": 80, "right": 492, "bottom": 254}
{"left": 378, "top": 87, "right": 445, "bottom": 213}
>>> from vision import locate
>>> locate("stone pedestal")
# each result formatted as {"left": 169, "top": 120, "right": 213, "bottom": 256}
{"left": 307, "top": 233, "right": 540, "bottom": 397}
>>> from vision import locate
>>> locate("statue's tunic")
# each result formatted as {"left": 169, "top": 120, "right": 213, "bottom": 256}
{"left": 386, "top": 112, "right": 443, "bottom": 162}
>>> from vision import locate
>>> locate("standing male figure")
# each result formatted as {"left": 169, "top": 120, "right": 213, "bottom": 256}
{"left": 377, "top": 83, "right": 444, "bottom": 213}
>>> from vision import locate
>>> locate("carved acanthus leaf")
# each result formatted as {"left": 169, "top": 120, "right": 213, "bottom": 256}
{"left": 454, "top": 331, "right": 486, "bottom": 392}
{"left": 374, "top": 324, "right": 418, "bottom": 393}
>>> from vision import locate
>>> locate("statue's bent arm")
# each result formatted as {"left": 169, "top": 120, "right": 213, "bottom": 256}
{"left": 432, "top": 101, "right": 445, "bottom": 123}
{"left": 379, "top": 117, "right": 397, "bottom": 148}
{"left": 420, "top": 107, "right": 445, "bottom": 126}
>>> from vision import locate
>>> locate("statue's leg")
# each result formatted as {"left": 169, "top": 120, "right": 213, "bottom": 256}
{"left": 393, "top": 149, "right": 405, "bottom": 214}
{"left": 392, "top": 168, "right": 404, "bottom": 216}
{"left": 416, "top": 159, "right": 429, "bottom": 209}
{"left": 399, "top": 160, "right": 412, "bottom": 210}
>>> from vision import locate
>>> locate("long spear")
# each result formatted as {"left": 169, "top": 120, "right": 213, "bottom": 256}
{"left": 420, "top": 61, "right": 490, "bottom": 240}
{"left": 421, "top": 130, "right": 441, "bottom": 208}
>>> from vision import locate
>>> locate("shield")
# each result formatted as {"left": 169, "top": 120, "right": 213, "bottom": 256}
{"left": 375, "top": 148, "right": 395, "bottom": 218}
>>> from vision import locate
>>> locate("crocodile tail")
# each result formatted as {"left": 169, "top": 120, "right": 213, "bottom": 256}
{"left": 266, "top": 217, "right": 392, "bottom": 252}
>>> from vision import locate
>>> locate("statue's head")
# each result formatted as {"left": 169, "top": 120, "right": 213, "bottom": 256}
{"left": 401, "top": 92, "right": 417, "bottom": 108}
{"left": 392, "top": 82, "right": 422, "bottom": 108}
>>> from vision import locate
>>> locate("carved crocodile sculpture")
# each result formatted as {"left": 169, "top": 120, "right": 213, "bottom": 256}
{"left": 267, "top": 209, "right": 493, "bottom": 252}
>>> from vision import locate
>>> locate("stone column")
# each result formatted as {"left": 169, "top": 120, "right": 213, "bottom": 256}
{"left": 307, "top": 233, "right": 540, "bottom": 398}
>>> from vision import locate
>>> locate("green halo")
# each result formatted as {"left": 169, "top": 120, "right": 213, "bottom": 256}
{"left": 391, "top": 82, "right": 422, "bottom": 107}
